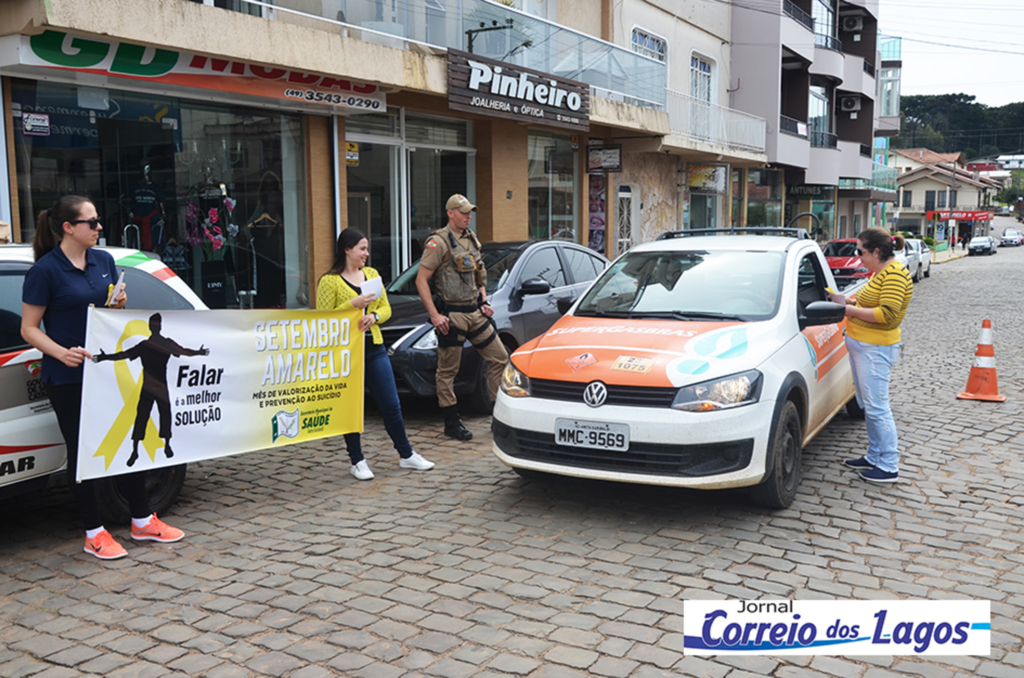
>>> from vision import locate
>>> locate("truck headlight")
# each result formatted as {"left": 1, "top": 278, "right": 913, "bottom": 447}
{"left": 671, "top": 370, "right": 762, "bottom": 411}
{"left": 500, "top": 362, "right": 531, "bottom": 397}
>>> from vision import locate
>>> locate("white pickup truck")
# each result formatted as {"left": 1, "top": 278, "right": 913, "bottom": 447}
{"left": 492, "top": 228, "right": 865, "bottom": 509}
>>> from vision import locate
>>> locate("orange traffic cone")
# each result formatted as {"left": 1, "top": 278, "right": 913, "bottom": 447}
{"left": 957, "top": 319, "right": 1006, "bottom": 402}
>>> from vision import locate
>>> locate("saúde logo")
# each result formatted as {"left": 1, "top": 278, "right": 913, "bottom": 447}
{"left": 682, "top": 600, "right": 990, "bottom": 656}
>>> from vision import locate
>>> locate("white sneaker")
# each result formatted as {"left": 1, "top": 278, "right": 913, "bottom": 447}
{"left": 350, "top": 460, "right": 374, "bottom": 480}
{"left": 399, "top": 451, "right": 435, "bottom": 471}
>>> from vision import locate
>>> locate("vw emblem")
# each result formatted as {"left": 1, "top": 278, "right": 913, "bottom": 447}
{"left": 583, "top": 381, "right": 608, "bottom": 408}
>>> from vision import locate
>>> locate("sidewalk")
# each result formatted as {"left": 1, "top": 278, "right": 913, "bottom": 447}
{"left": 933, "top": 245, "right": 966, "bottom": 264}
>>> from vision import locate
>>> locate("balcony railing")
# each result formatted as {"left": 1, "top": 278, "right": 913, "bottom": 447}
{"left": 862, "top": 59, "right": 875, "bottom": 78}
{"left": 810, "top": 130, "right": 838, "bottom": 148}
{"left": 814, "top": 33, "right": 842, "bottom": 51}
{"left": 879, "top": 35, "right": 902, "bottom": 61}
{"left": 839, "top": 163, "right": 898, "bottom": 192}
{"left": 219, "top": 0, "right": 667, "bottom": 108}
{"left": 667, "top": 90, "right": 766, "bottom": 153}
{"left": 780, "top": 114, "right": 808, "bottom": 138}
{"left": 782, "top": 0, "right": 813, "bottom": 30}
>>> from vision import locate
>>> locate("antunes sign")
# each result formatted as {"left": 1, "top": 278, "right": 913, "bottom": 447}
{"left": 447, "top": 50, "right": 589, "bottom": 132}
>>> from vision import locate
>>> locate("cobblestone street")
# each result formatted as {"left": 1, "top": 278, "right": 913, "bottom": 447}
{"left": 2, "top": 247, "right": 1023, "bottom": 678}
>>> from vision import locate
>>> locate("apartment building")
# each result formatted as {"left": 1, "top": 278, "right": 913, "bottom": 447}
{"left": 0, "top": 0, "right": 767, "bottom": 309}
{"left": 730, "top": 0, "right": 899, "bottom": 239}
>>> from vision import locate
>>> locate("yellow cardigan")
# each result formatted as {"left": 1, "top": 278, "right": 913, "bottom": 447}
{"left": 316, "top": 266, "right": 392, "bottom": 345}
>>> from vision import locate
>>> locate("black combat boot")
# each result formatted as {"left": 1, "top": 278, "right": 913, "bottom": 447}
{"left": 442, "top": 406, "right": 473, "bottom": 441}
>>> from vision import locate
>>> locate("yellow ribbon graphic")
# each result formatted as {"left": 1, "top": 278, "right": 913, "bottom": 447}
{"left": 93, "top": 319, "right": 164, "bottom": 470}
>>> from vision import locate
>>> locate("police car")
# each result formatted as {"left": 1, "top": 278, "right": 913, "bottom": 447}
{"left": 0, "top": 245, "right": 206, "bottom": 522}
{"left": 492, "top": 229, "right": 864, "bottom": 509}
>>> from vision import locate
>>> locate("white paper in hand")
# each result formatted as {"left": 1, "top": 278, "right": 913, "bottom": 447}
{"left": 105, "top": 271, "right": 125, "bottom": 307}
{"left": 361, "top": 275, "right": 384, "bottom": 300}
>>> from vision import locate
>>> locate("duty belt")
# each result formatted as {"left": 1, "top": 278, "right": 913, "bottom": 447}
{"left": 443, "top": 302, "right": 480, "bottom": 313}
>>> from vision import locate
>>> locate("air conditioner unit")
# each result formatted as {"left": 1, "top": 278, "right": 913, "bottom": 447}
{"left": 842, "top": 16, "right": 864, "bottom": 32}
{"left": 840, "top": 96, "right": 862, "bottom": 112}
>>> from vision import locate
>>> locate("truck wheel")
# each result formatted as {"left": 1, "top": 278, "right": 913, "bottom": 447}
{"left": 912, "top": 265, "right": 921, "bottom": 283}
{"left": 751, "top": 401, "right": 802, "bottom": 509}
{"left": 846, "top": 396, "right": 866, "bottom": 419}
{"left": 923, "top": 262, "right": 931, "bottom": 278}
{"left": 95, "top": 464, "right": 187, "bottom": 525}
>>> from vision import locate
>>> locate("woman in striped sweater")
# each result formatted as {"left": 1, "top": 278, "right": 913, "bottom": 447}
{"left": 317, "top": 228, "right": 434, "bottom": 480}
{"left": 830, "top": 228, "right": 913, "bottom": 484}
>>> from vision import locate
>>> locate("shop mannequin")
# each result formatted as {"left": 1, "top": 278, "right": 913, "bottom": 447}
{"left": 127, "top": 163, "right": 166, "bottom": 252}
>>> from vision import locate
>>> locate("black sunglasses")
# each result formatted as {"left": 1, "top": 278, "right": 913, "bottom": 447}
{"left": 856, "top": 247, "right": 867, "bottom": 256}
{"left": 69, "top": 218, "right": 102, "bottom": 230}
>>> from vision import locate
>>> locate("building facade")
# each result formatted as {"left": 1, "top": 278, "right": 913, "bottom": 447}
{"left": 892, "top": 149, "right": 1002, "bottom": 240}
{"left": 0, "top": 0, "right": 769, "bottom": 309}
{"left": 730, "top": 0, "right": 899, "bottom": 240}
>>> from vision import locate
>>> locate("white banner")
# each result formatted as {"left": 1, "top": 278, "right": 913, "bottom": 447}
{"left": 78, "top": 307, "right": 364, "bottom": 481}
{"left": 683, "top": 600, "right": 990, "bottom": 655}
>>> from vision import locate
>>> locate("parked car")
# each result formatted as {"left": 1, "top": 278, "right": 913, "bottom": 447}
{"left": 1000, "top": 229, "right": 1022, "bottom": 247}
{"left": 492, "top": 229, "right": 864, "bottom": 509}
{"left": 822, "top": 239, "right": 870, "bottom": 289}
{"left": 968, "top": 236, "right": 998, "bottom": 256}
{"left": 903, "top": 239, "right": 932, "bottom": 281}
{"left": 893, "top": 238, "right": 924, "bottom": 281}
{"left": 383, "top": 240, "right": 609, "bottom": 413}
{"left": 0, "top": 245, "right": 205, "bottom": 522}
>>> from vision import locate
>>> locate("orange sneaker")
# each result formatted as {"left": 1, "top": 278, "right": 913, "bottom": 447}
{"left": 84, "top": 530, "right": 128, "bottom": 560}
{"left": 131, "top": 514, "right": 185, "bottom": 543}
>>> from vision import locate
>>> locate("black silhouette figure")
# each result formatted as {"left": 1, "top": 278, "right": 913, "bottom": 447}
{"left": 95, "top": 313, "right": 209, "bottom": 467}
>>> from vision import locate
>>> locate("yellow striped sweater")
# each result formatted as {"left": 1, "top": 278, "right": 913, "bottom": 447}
{"left": 846, "top": 259, "right": 913, "bottom": 346}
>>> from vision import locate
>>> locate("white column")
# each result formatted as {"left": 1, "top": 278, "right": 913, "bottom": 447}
{"left": 0, "top": 78, "right": 11, "bottom": 224}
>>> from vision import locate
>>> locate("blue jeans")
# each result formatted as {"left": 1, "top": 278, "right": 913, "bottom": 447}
{"left": 344, "top": 342, "right": 413, "bottom": 463}
{"left": 845, "top": 336, "right": 902, "bottom": 473}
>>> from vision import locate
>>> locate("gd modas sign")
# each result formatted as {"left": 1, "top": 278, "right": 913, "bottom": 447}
{"left": 447, "top": 50, "right": 590, "bottom": 132}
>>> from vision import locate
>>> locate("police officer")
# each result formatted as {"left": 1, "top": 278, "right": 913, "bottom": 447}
{"left": 416, "top": 194, "right": 508, "bottom": 440}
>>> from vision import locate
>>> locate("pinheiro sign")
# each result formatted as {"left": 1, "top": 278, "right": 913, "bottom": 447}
{"left": 683, "top": 600, "right": 990, "bottom": 656}
{"left": 16, "top": 30, "right": 385, "bottom": 111}
{"left": 77, "top": 307, "right": 364, "bottom": 481}
{"left": 447, "top": 49, "right": 590, "bottom": 132}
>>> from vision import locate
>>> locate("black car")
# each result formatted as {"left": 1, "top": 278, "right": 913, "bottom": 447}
{"left": 382, "top": 240, "right": 608, "bottom": 412}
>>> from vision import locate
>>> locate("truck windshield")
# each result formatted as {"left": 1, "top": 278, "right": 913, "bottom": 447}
{"left": 575, "top": 250, "right": 785, "bottom": 321}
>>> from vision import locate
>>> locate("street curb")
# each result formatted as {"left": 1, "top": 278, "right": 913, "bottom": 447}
{"left": 932, "top": 250, "right": 967, "bottom": 265}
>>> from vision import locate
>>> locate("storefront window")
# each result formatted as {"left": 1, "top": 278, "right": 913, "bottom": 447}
{"left": 10, "top": 78, "right": 307, "bottom": 309}
{"left": 527, "top": 131, "right": 578, "bottom": 241}
{"left": 346, "top": 110, "right": 473, "bottom": 281}
{"left": 747, "top": 169, "right": 782, "bottom": 227}
{"left": 687, "top": 163, "right": 729, "bottom": 230}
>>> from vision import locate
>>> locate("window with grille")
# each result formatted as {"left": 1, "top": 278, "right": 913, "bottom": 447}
{"left": 690, "top": 55, "right": 712, "bottom": 102}
{"left": 631, "top": 28, "right": 666, "bottom": 63}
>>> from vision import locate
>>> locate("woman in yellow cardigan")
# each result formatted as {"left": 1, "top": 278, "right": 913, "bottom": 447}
{"left": 317, "top": 228, "right": 434, "bottom": 480}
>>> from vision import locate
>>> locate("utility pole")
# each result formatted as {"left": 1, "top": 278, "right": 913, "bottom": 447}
{"left": 465, "top": 18, "right": 514, "bottom": 54}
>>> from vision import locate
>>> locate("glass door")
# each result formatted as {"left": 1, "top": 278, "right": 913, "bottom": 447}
{"left": 407, "top": 147, "right": 470, "bottom": 262}
{"left": 346, "top": 141, "right": 401, "bottom": 282}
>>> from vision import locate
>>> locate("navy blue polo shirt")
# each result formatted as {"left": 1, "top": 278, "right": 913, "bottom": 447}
{"left": 22, "top": 246, "right": 118, "bottom": 385}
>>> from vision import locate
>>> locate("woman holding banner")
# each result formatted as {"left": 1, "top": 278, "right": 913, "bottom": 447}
{"left": 317, "top": 228, "right": 434, "bottom": 480}
{"left": 21, "top": 196, "right": 185, "bottom": 560}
